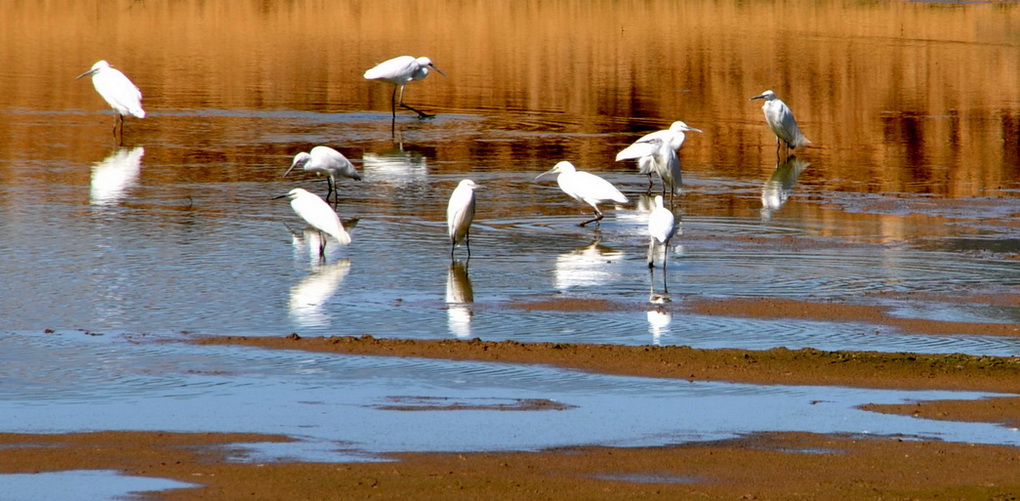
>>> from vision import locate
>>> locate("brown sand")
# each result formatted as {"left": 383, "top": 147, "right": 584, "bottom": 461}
{"left": 3, "top": 430, "right": 1019, "bottom": 500}
{"left": 3, "top": 296, "right": 1019, "bottom": 499}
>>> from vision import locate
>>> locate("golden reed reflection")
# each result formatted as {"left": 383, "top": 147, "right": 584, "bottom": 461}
{"left": 0, "top": 0, "right": 1016, "bottom": 198}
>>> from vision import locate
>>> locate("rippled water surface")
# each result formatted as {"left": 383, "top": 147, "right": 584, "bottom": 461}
{"left": 0, "top": 1, "right": 1018, "bottom": 490}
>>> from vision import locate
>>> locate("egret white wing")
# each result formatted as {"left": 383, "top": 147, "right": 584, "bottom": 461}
{"left": 94, "top": 68, "right": 145, "bottom": 118}
{"left": 363, "top": 55, "right": 418, "bottom": 84}
{"left": 290, "top": 195, "right": 351, "bottom": 245}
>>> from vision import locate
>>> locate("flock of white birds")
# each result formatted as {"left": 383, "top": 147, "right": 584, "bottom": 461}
{"left": 78, "top": 57, "right": 811, "bottom": 268}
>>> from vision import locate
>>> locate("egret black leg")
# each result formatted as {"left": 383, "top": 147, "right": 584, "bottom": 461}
{"left": 647, "top": 238, "right": 655, "bottom": 269}
{"left": 390, "top": 86, "right": 398, "bottom": 120}
{"left": 579, "top": 211, "right": 604, "bottom": 227}
{"left": 400, "top": 103, "right": 434, "bottom": 119}
{"left": 326, "top": 178, "right": 337, "bottom": 208}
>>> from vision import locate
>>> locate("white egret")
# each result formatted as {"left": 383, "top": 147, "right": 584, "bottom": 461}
{"left": 284, "top": 146, "right": 362, "bottom": 207}
{"left": 536, "top": 161, "right": 628, "bottom": 227}
{"left": 616, "top": 121, "right": 701, "bottom": 193}
{"left": 620, "top": 136, "right": 682, "bottom": 205}
{"left": 749, "top": 90, "right": 810, "bottom": 155}
{"left": 364, "top": 56, "right": 447, "bottom": 119}
{"left": 275, "top": 188, "right": 351, "bottom": 258}
{"left": 447, "top": 179, "right": 480, "bottom": 259}
{"left": 647, "top": 195, "right": 676, "bottom": 269}
{"left": 76, "top": 60, "right": 145, "bottom": 142}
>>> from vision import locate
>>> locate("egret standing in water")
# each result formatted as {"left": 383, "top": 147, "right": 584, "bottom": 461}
{"left": 447, "top": 179, "right": 480, "bottom": 259}
{"left": 275, "top": 188, "right": 351, "bottom": 259}
{"left": 284, "top": 146, "right": 362, "bottom": 207}
{"left": 647, "top": 195, "right": 676, "bottom": 269}
{"left": 616, "top": 121, "right": 701, "bottom": 193}
{"left": 364, "top": 56, "right": 447, "bottom": 119}
{"left": 618, "top": 136, "right": 682, "bottom": 205}
{"left": 749, "top": 90, "right": 810, "bottom": 155}
{"left": 536, "top": 161, "right": 629, "bottom": 227}
{"left": 76, "top": 60, "right": 145, "bottom": 143}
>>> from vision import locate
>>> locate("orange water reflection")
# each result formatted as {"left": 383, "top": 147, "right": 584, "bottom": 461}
{"left": 0, "top": 0, "right": 1016, "bottom": 199}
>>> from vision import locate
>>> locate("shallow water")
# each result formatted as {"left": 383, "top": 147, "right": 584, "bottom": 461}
{"left": 0, "top": 1, "right": 1018, "bottom": 489}
{"left": 1, "top": 331, "right": 1017, "bottom": 463}
{"left": 0, "top": 470, "right": 198, "bottom": 501}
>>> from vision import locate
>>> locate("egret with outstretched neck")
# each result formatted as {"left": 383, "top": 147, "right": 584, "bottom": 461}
{"left": 364, "top": 56, "right": 447, "bottom": 120}
{"left": 284, "top": 146, "right": 362, "bottom": 207}
{"left": 536, "top": 161, "right": 628, "bottom": 227}
{"left": 749, "top": 90, "right": 810, "bottom": 155}
{"left": 76, "top": 60, "right": 145, "bottom": 143}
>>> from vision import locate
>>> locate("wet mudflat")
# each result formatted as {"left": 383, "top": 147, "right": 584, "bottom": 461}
{"left": 0, "top": 0, "right": 1018, "bottom": 498}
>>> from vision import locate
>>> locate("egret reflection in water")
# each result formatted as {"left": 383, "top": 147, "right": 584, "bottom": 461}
{"left": 288, "top": 219, "right": 359, "bottom": 263}
{"left": 554, "top": 240, "right": 626, "bottom": 290}
{"left": 761, "top": 155, "right": 810, "bottom": 221}
{"left": 646, "top": 307, "right": 672, "bottom": 346}
{"left": 445, "top": 260, "right": 474, "bottom": 338}
{"left": 361, "top": 148, "right": 428, "bottom": 187}
{"left": 89, "top": 146, "right": 144, "bottom": 205}
{"left": 289, "top": 259, "right": 352, "bottom": 328}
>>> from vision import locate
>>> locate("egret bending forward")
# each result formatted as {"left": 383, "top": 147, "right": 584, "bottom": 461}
{"left": 364, "top": 56, "right": 447, "bottom": 119}
{"left": 76, "top": 60, "right": 145, "bottom": 142}
{"left": 616, "top": 121, "right": 701, "bottom": 194}
{"left": 276, "top": 188, "right": 351, "bottom": 258}
{"left": 647, "top": 195, "right": 676, "bottom": 269}
{"left": 284, "top": 146, "right": 362, "bottom": 207}
{"left": 447, "top": 179, "right": 480, "bottom": 259}
{"left": 536, "top": 161, "right": 628, "bottom": 227}
{"left": 749, "top": 90, "right": 810, "bottom": 155}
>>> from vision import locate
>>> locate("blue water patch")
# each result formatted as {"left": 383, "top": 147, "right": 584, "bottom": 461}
{"left": 0, "top": 470, "right": 198, "bottom": 501}
{"left": 0, "top": 331, "right": 1016, "bottom": 464}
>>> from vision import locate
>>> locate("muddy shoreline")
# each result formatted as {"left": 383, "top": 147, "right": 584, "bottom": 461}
{"left": 3, "top": 332, "right": 1018, "bottom": 499}
{"left": 5, "top": 332, "right": 1020, "bottom": 499}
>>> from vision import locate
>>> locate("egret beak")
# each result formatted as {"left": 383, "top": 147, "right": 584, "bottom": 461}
{"left": 75, "top": 68, "right": 99, "bottom": 80}
{"left": 749, "top": 94, "right": 766, "bottom": 101}
{"left": 687, "top": 126, "right": 704, "bottom": 133}
{"left": 535, "top": 168, "right": 557, "bottom": 180}
{"left": 429, "top": 64, "right": 448, "bottom": 78}
{"left": 284, "top": 157, "right": 306, "bottom": 177}
{"left": 273, "top": 193, "right": 289, "bottom": 200}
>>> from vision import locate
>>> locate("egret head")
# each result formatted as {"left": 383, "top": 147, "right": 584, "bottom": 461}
{"left": 416, "top": 57, "right": 447, "bottom": 78}
{"left": 457, "top": 179, "right": 481, "bottom": 190}
{"left": 285, "top": 152, "right": 313, "bottom": 176}
{"left": 76, "top": 60, "right": 110, "bottom": 80}
{"left": 749, "top": 90, "right": 777, "bottom": 101}
{"left": 274, "top": 187, "right": 309, "bottom": 201}
{"left": 535, "top": 161, "right": 575, "bottom": 180}
{"left": 653, "top": 195, "right": 665, "bottom": 209}
{"left": 669, "top": 121, "right": 703, "bottom": 133}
